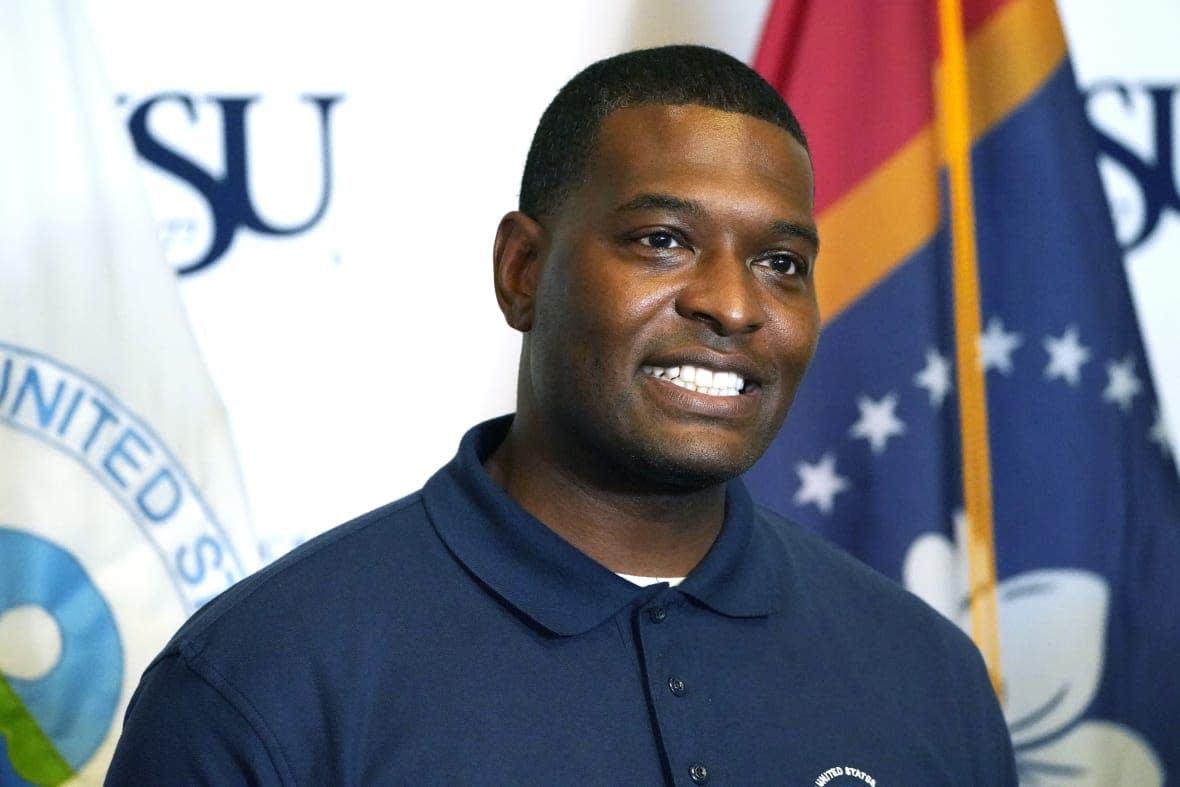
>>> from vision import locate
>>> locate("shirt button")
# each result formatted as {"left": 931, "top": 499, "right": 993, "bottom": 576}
{"left": 689, "top": 763, "right": 709, "bottom": 783}
{"left": 668, "top": 676, "right": 687, "bottom": 697}
{"left": 648, "top": 606, "right": 667, "bottom": 623}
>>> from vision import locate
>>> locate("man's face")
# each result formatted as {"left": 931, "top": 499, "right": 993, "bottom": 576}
{"left": 520, "top": 103, "right": 819, "bottom": 490}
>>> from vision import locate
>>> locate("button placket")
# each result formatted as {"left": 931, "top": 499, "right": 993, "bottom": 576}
{"left": 637, "top": 592, "right": 713, "bottom": 786}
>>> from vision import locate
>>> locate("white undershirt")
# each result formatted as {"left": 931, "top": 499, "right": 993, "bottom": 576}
{"left": 616, "top": 573, "right": 685, "bottom": 587}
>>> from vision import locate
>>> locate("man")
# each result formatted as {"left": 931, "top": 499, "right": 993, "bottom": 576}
{"left": 108, "top": 45, "right": 1016, "bottom": 785}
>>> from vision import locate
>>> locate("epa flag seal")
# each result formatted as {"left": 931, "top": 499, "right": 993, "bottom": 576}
{"left": 0, "top": 529, "right": 121, "bottom": 785}
{"left": 0, "top": 342, "right": 249, "bottom": 784}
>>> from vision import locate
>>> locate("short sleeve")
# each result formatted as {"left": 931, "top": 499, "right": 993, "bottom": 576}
{"left": 105, "top": 651, "right": 287, "bottom": 786}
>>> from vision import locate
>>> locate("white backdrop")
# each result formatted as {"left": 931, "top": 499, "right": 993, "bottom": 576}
{"left": 85, "top": 1, "right": 1179, "bottom": 554}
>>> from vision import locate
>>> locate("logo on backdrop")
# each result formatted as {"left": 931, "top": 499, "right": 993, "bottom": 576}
{"left": 1084, "top": 82, "right": 1180, "bottom": 252}
{"left": 120, "top": 93, "right": 343, "bottom": 275}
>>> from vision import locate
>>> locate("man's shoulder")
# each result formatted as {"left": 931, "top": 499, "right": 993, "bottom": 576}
{"left": 753, "top": 502, "right": 905, "bottom": 599}
{"left": 165, "top": 491, "right": 434, "bottom": 661}
{"left": 753, "top": 504, "right": 977, "bottom": 658}
{"left": 749, "top": 505, "right": 1014, "bottom": 782}
{"left": 112, "top": 490, "right": 451, "bottom": 783}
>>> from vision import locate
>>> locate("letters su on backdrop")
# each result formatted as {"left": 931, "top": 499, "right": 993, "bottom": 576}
{"left": 117, "top": 94, "right": 342, "bottom": 274}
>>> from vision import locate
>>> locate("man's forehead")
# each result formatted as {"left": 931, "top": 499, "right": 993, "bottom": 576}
{"left": 599, "top": 102, "right": 804, "bottom": 145}
{"left": 581, "top": 103, "right": 814, "bottom": 209}
{"left": 590, "top": 103, "right": 811, "bottom": 177}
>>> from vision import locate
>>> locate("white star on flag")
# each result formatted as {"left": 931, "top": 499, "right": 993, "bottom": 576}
{"left": 1149, "top": 409, "right": 1172, "bottom": 458}
{"left": 1102, "top": 355, "right": 1143, "bottom": 413}
{"left": 979, "top": 316, "right": 1023, "bottom": 374}
{"left": 914, "top": 348, "right": 953, "bottom": 407}
{"left": 1043, "top": 325, "right": 1091, "bottom": 386}
{"left": 849, "top": 392, "right": 907, "bottom": 454}
{"left": 794, "top": 453, "right": 850, "bottom": 515}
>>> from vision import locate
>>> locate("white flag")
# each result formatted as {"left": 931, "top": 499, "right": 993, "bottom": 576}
{"left": 0, "top": 3, "right": 258, "bottom": 784}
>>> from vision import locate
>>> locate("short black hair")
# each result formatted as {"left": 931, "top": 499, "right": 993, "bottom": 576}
{"left": 519, "top": 44, "right": 808, "bottom": 220}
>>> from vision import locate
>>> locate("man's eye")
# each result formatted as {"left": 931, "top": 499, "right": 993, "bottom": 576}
{"left": 639, "top": 232, "right": 682, "bottom": 249}
{"left": 761, "top": 254, "right": 808, "bottom": 277}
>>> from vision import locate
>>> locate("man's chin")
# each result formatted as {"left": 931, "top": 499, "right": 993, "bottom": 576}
{"left": 618, "top": 441, "right": 761, "bottom": 493}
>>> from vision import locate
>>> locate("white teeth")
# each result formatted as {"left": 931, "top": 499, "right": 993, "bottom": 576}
{"left": 642, "top": 364, "right": 746, "bottom": 397}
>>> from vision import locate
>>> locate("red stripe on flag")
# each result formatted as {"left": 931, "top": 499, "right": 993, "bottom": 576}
{"left": 754, "top": 0, "right": 1018, "bottom": 215}
{"left": 754, "top": 0, "right": 937, "bottom": 214}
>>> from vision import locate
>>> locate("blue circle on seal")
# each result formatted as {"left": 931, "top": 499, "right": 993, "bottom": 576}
{"left": 0, "top": 527, "right": 122, "bottom": 783}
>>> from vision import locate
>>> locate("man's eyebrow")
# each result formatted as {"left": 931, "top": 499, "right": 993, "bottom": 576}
{"left": 770, "top": 219, "right": 820, "bottom": 252}
{"left": 613, "top": 193, "right": 705, "bottom": 217}
{"left": 614, "top": 193, "right": 820, "bottom": 252}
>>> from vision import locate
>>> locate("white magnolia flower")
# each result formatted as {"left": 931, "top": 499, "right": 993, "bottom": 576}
{"left": 903, "top": 522, "right": 1164, "bottom": 785}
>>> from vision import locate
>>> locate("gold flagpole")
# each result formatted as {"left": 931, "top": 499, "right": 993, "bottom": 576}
{"left": 936, "top": 0, "right": 1004, "bottom": 697}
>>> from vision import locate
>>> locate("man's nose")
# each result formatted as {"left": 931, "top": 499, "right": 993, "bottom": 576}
{"left": 674, "top": 252, "right": 766, "bottom": 336}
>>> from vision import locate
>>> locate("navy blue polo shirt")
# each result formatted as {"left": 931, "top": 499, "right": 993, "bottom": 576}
{"left": 107, "top": 417, "right": 1016, "bottom": 785}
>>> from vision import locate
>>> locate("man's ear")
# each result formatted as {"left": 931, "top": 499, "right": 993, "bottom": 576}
{"left": 493, "top": 211, "right": 545, "bottom": 332}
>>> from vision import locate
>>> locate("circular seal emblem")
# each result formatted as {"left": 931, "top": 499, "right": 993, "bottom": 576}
{"left": 0, "top": 342, "right": 248, "bottom": 782}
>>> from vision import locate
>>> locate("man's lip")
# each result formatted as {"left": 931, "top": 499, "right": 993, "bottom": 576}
{"left": 639, "top": 369, "right": 763, "bottom": 419}
{"left": 641, "top": 351, "right": 765, "bottom": 387}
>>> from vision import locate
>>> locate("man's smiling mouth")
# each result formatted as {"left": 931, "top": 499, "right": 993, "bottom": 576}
{"left": 640, "top": 364, "right": 749, "bottom": 397}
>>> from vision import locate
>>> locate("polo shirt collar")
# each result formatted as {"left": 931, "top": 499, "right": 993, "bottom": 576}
{"left": 421, "top": 416, "right": 780, "bottom": 636}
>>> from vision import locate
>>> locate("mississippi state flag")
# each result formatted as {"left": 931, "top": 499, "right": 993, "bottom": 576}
{"left": 746, "top": 0, "right": 1180, "bottom": 783}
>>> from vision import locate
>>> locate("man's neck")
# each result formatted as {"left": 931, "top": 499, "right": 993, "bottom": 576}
{"left": 483, "top": 429, "right": 726, "bottom": 578}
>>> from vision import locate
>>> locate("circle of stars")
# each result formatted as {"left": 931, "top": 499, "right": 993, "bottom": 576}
{"left": 792, "top": 315, "right": 1168, "bottom": 516}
